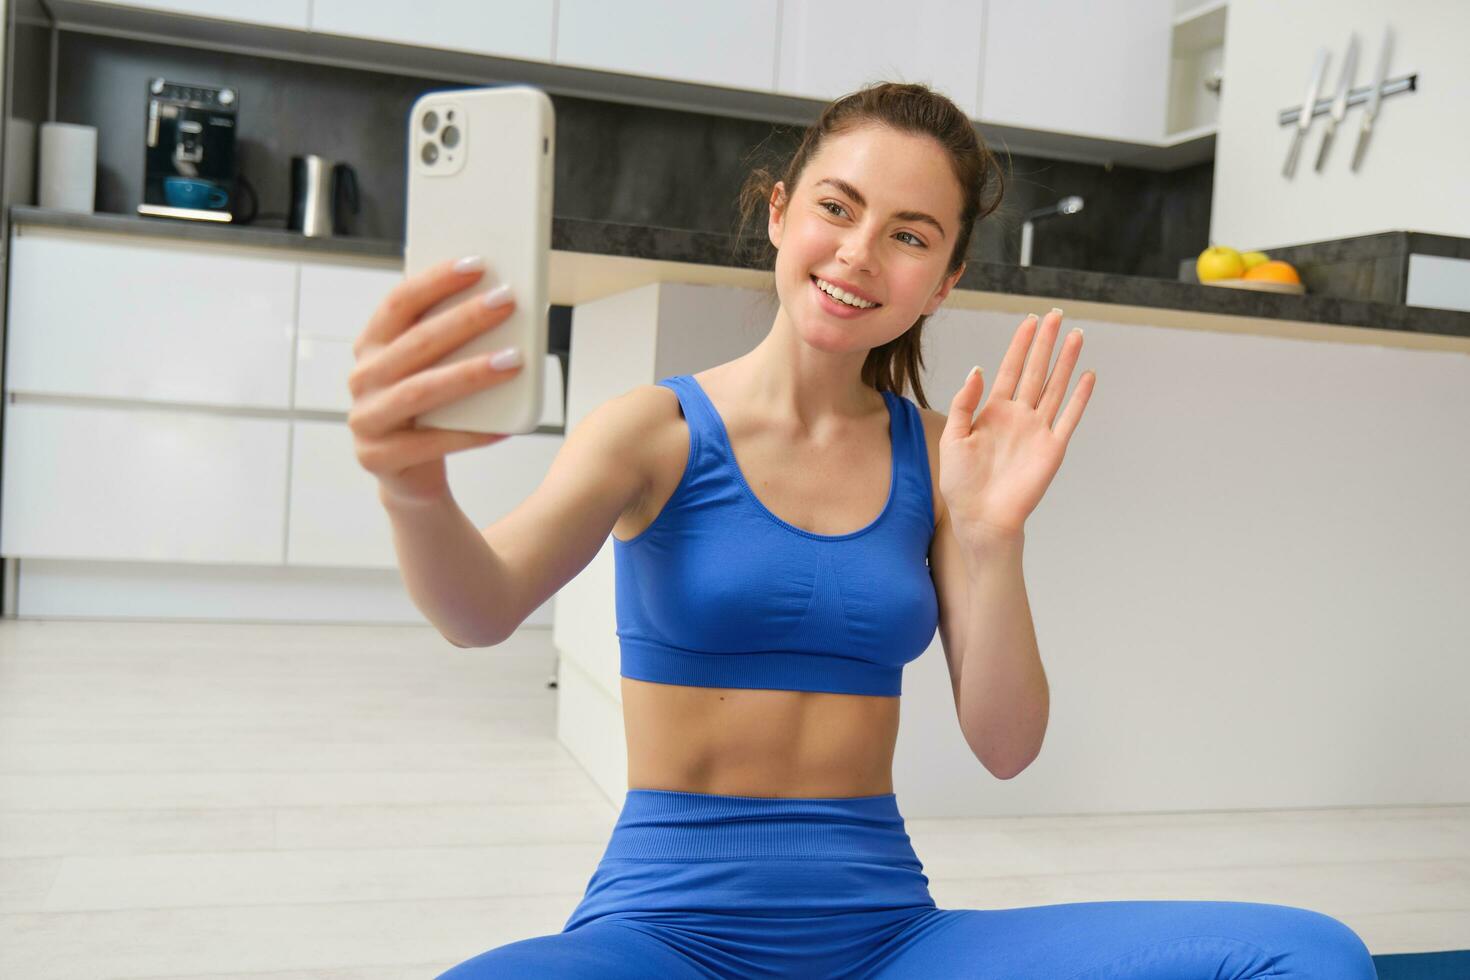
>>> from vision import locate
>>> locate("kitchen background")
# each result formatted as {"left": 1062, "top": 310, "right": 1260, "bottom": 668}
{"left": 0, "top": 1, "right": 1467, "bottom": 977}
{"left": 19, "top": 23, "right": 1215, "bottom": 271}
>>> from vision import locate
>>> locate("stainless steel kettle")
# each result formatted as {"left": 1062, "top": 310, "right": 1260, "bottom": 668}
{"left": 287, "top": 154, "right": 359, "bottom": 237}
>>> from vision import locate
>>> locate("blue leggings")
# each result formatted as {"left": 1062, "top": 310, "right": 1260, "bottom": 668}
{"left": 438, "top": 789, "right": 1377, "bottom": 979}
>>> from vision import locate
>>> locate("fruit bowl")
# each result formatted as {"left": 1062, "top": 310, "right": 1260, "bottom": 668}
{"left": 1201, "top": 278, "right": 1306, "bottom": 295}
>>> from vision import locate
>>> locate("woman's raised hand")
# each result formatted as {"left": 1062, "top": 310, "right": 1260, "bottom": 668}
{"left": 346, "top": 255, "right": 522, "bottom": 508}
{"left": 940, "top": 308, "right": 1096, "bottom": 541}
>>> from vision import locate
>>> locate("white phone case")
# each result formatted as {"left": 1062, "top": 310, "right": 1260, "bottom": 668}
{"left": 405, "top": 84, "right": 554, "bottom": 435}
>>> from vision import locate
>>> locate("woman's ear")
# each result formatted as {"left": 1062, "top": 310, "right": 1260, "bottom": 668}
{"left": 767, "top": 181, "right": 787, "bottom": 248}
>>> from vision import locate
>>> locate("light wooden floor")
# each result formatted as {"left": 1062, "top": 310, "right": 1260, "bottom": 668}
{"left": 0, "top": 619, "right": 1464, "bottom": 979}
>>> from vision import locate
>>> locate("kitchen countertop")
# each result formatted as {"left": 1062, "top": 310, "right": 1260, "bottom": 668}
{"left": 10, "top": 205, "right": 1470, "bottom": 345}
{"left": 1178, "top": 231, "right": 1470, "bottom": 307}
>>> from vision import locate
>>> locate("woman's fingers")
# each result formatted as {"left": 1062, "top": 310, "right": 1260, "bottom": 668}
{"left": 348, "top": 348, "right": 521, "bottom": 439}
{"left": 1052, "top": 368, "right": 1096, "bottom": 444}
{"left": 944, "top": 364, "right": 985, "bottom": 440}
{"left": 1013, "top": 309, "right": 1065, "bottom": 408}
{"left": 348, "top": 284, "right": 515, "bottom": 400}
{"left": 355, "top": 255, "right": 487, "bottom": 355}
{"left": 1038, "top": 324, "right": 1084, "bottom": 428}
{"left": 988, "top": 312, "right": 1039, "bottom": 406}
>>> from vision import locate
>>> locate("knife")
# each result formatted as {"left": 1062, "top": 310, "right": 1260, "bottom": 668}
{"left": 1314, "top": 34, "right": 1359, "bottom": 171}
{"left": 1351, "top": 26, "right": 1394, "bottom": 172}
{"left": 1283, "top": 48, "right": 1329, "bottom": 178}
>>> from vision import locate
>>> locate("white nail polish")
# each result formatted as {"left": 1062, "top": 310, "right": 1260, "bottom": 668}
{"left": 454, "top": 255, "right": 485, "bottom": 274}
{"left": 482, "top": 283, "right": 513, "bottom": 308}
{"left": 488, "top": 346, "right": 522, "bottom": 370}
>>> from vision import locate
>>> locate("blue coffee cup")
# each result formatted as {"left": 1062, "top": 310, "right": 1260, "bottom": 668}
{"left": 164, "top": 176, "right": 229, "bottom": 209}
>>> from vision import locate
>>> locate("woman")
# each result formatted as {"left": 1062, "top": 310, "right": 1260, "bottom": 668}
{"left": 350, "top": 82, "right": 1377, "bottom": 978}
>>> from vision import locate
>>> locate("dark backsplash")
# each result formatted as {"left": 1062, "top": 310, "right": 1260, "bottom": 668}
{"left": 51, "top": 30, "right": 1211, "bottom": 281}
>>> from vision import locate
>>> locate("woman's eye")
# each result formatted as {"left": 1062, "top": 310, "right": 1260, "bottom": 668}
{"left": 820, "top": 201, "right": 925, "bottom": 248}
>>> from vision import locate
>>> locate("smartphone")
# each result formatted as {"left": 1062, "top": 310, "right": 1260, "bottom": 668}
{"left": 405, "top": 84, "right": 554, "bottom": 435}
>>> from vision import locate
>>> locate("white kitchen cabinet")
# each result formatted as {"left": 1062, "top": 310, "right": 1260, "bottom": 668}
{"left": 295, "top": 262, "right": 400, "bottom": 412}
{"left": 775, "top": 0, "right": 984, "bottom": 119}
{"left": 297, "top": 262, "right": 400, "bottom": 344}
{"left": 310, "top": 0, "right": 554, "bottom": 61}
{"left": 288, "top": 419, "right": 564, "bottom": 569}
{"left": 0, "top": 401, "right": 289, "bottom": 564}
{"left": 286, "top": 420, "right": 396, "bottom": 568}
{"left": 979, "top": 0, "right": 1174, "bottom": 143}
{"left": 296, "top": 337, "right": 358, "bottom": 413}
{"left": 7, "top": 228, "right": 297, "bottom": 409}
{"left": 556, "top": 0, "right": 779, "bottom": 92}
{"left": 79, "top": 0, "right": 309, "bottom": 30}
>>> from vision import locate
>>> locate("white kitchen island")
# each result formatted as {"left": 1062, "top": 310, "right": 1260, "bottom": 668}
{"left": 549, "top": 261, "right": 1470, "bottom": 821}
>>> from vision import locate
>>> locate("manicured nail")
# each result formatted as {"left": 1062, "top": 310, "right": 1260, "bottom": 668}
{"left": 1024, "top": 313, "right": 1038, "bottom": 324}
{"left": 488, "top": 346, "right": 522, "bottom": 370}
{"left": 454, "top": 255, "right": 485, "bottom": 273}
{"left": 481, "top": 283, "right": 514, "bottom": 308}
{"left": 1050, "top": 307, "right": 1064, "bottom": 317}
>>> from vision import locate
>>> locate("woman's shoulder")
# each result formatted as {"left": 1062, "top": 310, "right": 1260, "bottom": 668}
{"left": 620, "top": 379, "right": 692, "bottom": 474}
{"left": 915, "top": 403, "right": 946, "bottom": 440}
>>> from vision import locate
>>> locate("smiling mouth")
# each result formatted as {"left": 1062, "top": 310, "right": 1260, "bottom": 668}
{"left": 810, "top": 275, "right": 882, "bottom": 309}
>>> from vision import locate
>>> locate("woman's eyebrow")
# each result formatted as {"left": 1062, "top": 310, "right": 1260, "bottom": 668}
{"left": 814, "top": 177, "right": 947, "bottom": 240}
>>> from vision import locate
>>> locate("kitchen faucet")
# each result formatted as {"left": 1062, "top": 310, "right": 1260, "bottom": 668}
{"left": 1019, "top": 195, "right": 1085, "bottom": 267}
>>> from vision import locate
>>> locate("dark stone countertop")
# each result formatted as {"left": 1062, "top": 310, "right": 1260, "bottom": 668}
{"left": 11, "top": 205, "right": 1469, "bottom": 340}
{"left": 1177, "top": 231, "right": 1470, "bottom": 309}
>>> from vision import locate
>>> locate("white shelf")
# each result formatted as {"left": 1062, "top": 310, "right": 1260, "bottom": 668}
{"left": 1164, "top": 121, "right": 1218, "bottom": 144}
{"left": 1173, "top": 0, "right": 1227, "bottom": 49}
{"left": 1166, "top": 0, "right": 1226, "bottom": 141}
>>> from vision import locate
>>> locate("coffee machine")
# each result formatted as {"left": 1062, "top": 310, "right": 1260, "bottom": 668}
{"left": 138, "top": 77, "right": 238, "bottom": 222}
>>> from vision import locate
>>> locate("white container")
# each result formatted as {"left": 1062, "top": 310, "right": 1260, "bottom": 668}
{"left": 38, "top": 122, "right": 97, "bottom": 213}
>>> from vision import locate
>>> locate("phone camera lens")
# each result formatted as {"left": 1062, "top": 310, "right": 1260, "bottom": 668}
{"left": 441, "top": 125, "right": 461, "bottom": 149}
{"left": 422, "top": 110, "right": 439, "bottom": 134}
{"left": 447, "top": 110, "right": 455, "bottom": 121}
{"left": 421, "top": 141, "right": 439, "bottom": 165}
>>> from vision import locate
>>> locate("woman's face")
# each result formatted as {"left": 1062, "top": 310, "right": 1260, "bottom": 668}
{"left": 768, "top": 124, "right": 966, "bottom": 355}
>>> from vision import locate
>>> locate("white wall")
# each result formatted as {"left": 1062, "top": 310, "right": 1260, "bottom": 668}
{"left": 1210, "top": 0, "right": 1470, "bottom": 249}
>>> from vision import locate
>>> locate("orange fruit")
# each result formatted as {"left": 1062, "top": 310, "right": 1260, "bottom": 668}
{"left": 1242, "top": 260, "right": 1300, "bottom": 284}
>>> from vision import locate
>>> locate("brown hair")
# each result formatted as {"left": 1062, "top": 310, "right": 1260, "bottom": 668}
{"left": 731, "top": 81, "right": 1005, "bottom": 409}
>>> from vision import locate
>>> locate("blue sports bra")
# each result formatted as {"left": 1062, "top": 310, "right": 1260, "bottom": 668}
{"left": 612, "top": 374, "right": 939, "bottom": 697}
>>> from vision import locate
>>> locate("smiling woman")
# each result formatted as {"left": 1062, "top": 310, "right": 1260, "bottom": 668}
{"left": 436, "top": 81, "right": 1376, "bottom": 980}
{"left": 728, "top": 84, "right": 1005, "bottom": 410}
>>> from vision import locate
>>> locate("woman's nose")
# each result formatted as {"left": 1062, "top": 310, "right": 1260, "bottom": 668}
{"left": 836, "top": 230, "right": 879, "bottom": 273}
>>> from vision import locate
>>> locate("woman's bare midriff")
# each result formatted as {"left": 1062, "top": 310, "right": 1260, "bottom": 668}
{"left": 621, "top": 677, "right": 900, "bottom": 797}
{"left": 608, "top": 366, "right": 936, "bottom": 800}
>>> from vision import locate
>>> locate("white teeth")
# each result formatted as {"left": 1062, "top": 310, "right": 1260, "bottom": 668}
{"left": 815, "top": 277, "right": 876, "bottom": 309}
